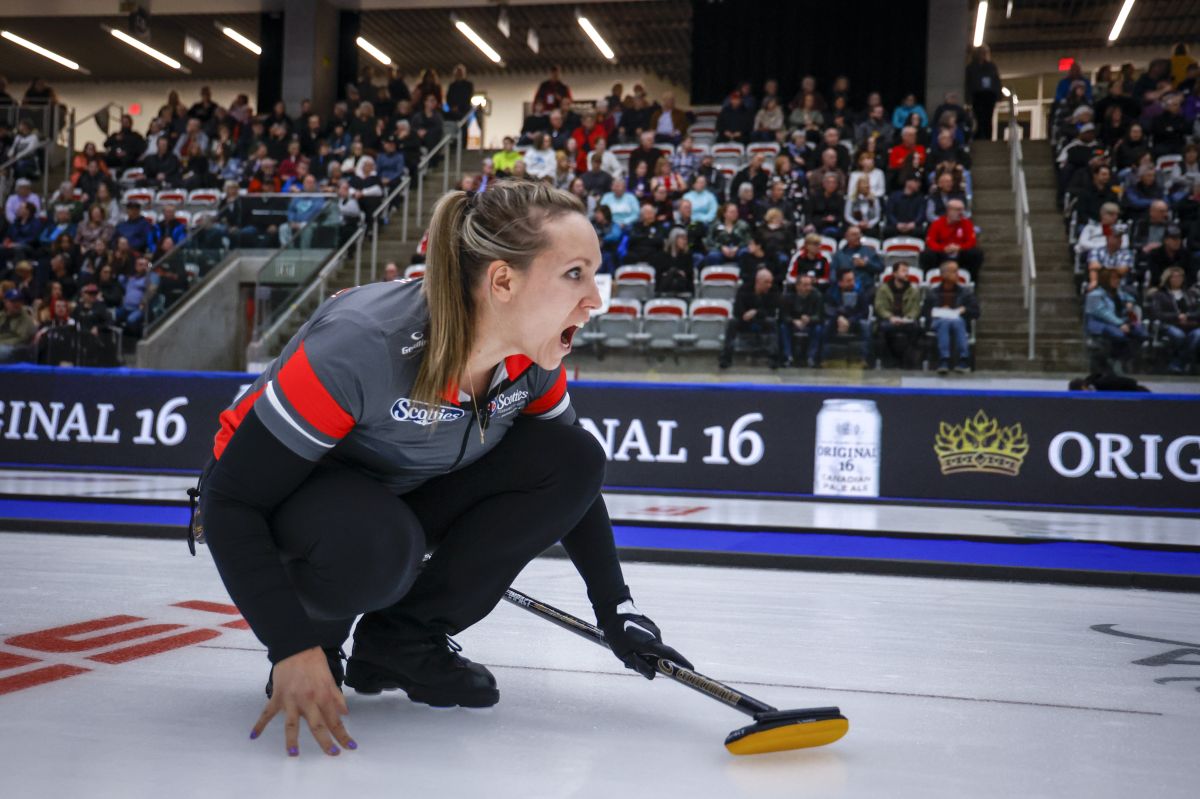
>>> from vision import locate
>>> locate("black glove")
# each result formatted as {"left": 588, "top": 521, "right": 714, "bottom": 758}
{"left": 596, "top": 598, "right": 693, "bottom": 680}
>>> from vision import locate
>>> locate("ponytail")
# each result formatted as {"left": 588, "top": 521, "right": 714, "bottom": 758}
{"left": 412, "top": 179, "right": 585, "bottom": 412}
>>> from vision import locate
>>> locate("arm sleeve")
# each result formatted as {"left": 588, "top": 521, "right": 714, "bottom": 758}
{"left": 560, "top": 493, "right": 630, "bottom": 612}
{"left": 522, "top": 365, "right": 574, "bottom": 424}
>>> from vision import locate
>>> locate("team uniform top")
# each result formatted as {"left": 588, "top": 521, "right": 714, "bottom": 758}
{"left": 212, "top": 278, "right": 573, "bottom": 493}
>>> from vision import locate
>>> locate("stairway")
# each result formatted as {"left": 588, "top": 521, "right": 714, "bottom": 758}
{"left": 968, "top": 140, "right": 1085, "bottom": 371}
{"left": 261, "top": 146, "right": 485, "bottom": 355}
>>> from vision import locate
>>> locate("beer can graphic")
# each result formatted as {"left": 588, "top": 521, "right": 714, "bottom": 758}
{"left": 813, "top": 399, "right": 882, "bottom": 497}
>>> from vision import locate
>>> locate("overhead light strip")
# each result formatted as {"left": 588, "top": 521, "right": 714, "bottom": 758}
{"left": 221, "top": 26, "right": 261, "bottom": 56}
{"left": 455, "top": 21, "right": 502, "bottom": 64}
{"left": 1109, "top": 0, "right": 1136, "bottom": 41}
{"left": 577, "top": 16, "right": 614, "bottom": 60}
{"left": 0, "top": 30, "right": 81, "bottom": 71}
{"left": 110, "top": 28, "right": 182, "bottom": 69}
{"left": 356, "top": 36, "right": 391, "bottom": 65}
{"left": 972, "top": 1, "right": 988, "bottom": 48}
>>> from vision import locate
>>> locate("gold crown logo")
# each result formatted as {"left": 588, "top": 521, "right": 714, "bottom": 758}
{"left": 934, "top": 410, "right": 1029, "bottom": 477}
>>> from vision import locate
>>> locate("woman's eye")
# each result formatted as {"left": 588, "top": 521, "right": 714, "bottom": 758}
{"left": 566, "top": 267, "right": 582, "bottom": 279}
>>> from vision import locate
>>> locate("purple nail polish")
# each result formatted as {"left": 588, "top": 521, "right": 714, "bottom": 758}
{"left": 346, "top": 740, "right": 357, "bottom": 750}
{"left": 328, "top": 746, "right": 340, "bottom": 755}
{"left": 249, "top": 730, "right": 258, "bottom": 740}
{"left": 288, "top": 746, "right": 298, "bottom": 757}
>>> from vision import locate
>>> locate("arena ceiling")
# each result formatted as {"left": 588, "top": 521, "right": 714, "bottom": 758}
{"left": 358, "top": 1, "right": 692, "bottom": 85}
{"left": 987, "top": 0, "right": 1200, "bottom": 52}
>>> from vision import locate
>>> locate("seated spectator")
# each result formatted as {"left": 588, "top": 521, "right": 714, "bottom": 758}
{"left": 110, "top": 236, "right": 136, "bottom": 278}
{"left": 757, "top": 180, "right": 797, "bottom": 231}
{"left": 855, "top": 103, "right": 893, "bottom": 148}
{"left": 71, "top": 282, "right": 112, "bottom": 337}
{"left": 591, "top": 205, "right": 622, "bottom": 273}
{"left": 822, "top": 268, "right": 872, "bottom": 367}
{"left": 1075, "top": 202, "right": 1124, "bottom": 262}
{"left": 874, "top": 262, "right": 922, "bottom": 368}
{"left": 476, "top": 159, "right": 497, "bottom": 193}
{"left": 281, "top": 158, "right": 313, "bottom": 193}
{"left": 79, "top": 238, "right": 112, "bottom": 282}
{"left": 46, "top": 254, "right": 77, "bottom": 302}
{"left": 1123, "top": 167, "right": 1169, "bottom": 219}
{"left": 1150, "top": 266, "right": 1200, "bottom": 373}
{"left": 248, "top": 159, "right": 283, "bottom": 193}
{"left": 715, "top": 92, "right": 753, "bottom": 143}
{"left": 6, "top": 260, "right": 36, "bottom": 304}
{"left": 8, "top": 119, "right": 40, "bottom": 180}
{"left": 648, "top": 184, "right": 673, "bottom": 223}
{"left": 94, "top": 263, "right": 124, "bottom": 310}
{"left": 653, "top": 227, "right": 694, "bottom": 294}
{"left": 807, "top": 148, "right": 846, "bottom": 194}
{"left": 154, "top": 205, "right": 188, "bottom": 252}
{"left": 927, "top": 170, "right": 970, "bottom": 221}
{"left": 806, "top": 172, "right": 846, "bottom": 238}
{"left": 104, "top": 114, "right": 146, "bottom": 172}
{"left": 650, "top": 92, "right": 687, "bottom": 145}
{"left": 581, "top": 151, "right": 614, "bottom": 197}
{"left": 733, "top": 183, "right": 759, "bottom": 226}
{"left": 350, "top": 157, "right": 384, "bottom": 219}
{"left": 1165, "top": 144, "right": 1200, "bottom": 194}
{"left": 558, "top": 96, "right": 581, "bottom": 134}
{"left": 2, "top": 202, "right": 44, "bottom": 264}
{"left": 884, "top": 174, "right": 929, "bottom": 238}
{"left": 787, "top": 233, "right": 831, "bottom": 285}
{"left": 411, "top": 94, "right": 445, "bottom": 152}
{"left": 673, "top": 200, "right": 709, "bottom": 267}
{"left": 922, "top": 199, "right": 982, "bottom": 282}
{"left": 756, "top": 209, "right": 791, "bottom": 275}
{"left": 922, "top": 260, "right": 979, "bottom": 374}
{"left": 524, "top": 133, "right": 556, "bottom": 181}
{"left": 891, "top": 94, "right": 928, "bottom": 130}
{"left": 849, "top": 151, "right": 886, "bottom": 200}
{"left": 113, "top": 202, "right": 154, "bottom": 253}
{"left": 732, "top": 153, "right": 769, "bottom": 200}
{"left": 0, "top": 288, "right": 36, "bottom": 362}
{"left": 752, "top": 97, "right": 784, "bottom": 143}
{"left": 142, "top": 136, "right": 182, "bottom": 187}
{"left": 628, "top": 131, "right": 664, "bottom": 179}
{"left": 600, "top": 177, "right": 640, "bottom": 229}
{"left": 1084, "top": 267, "right": 1146, "bottom": 362}
{"left": 887, "top": 126, "right": 926, "bottom": 173}
{"left": 75, "top": 159, "right": 115, "bottom": 207}
{"left": 628, "top": 160, "right": 653, "bottom": 202}
{"left": 780, "top": 273, "right": 824, "bottom": 367}
{"left": 592, "top": 138, "right": 624, "bottom": 179}
{"left": 1076, "top": 164, "right": 1120, "bottom": 223}
{"left": 518, "top": 99, "right": 550, "bottom": 146}
{"left": 571, "top": 112, "right": 606, "bottom": 173}
{"left": 682, "top": 175, "right": 718, "bottom": 224}
{"left": 625, "top": 204, "right": 668, "bottom": 264}
{"left": 38, "top": 206, "right": 77, "bottom": 253}
{"left": 553, "top": 150, "right": 576, "bottom": 190}
{"left": 651, "top": 157, "right": 686, "bottom": 199}
{"left": 544, "top": 110, "right": 571, "bottom": 151}
{"left": 5, "top": 178, "right": 42, "bottom": 224}
{"left": 1146, "top": 225, "right": 1194, "bottom": 287}
{"left": 173, "top": 117, "right": 210, "bottom": 159}
{"left": 737, "top": 236, "right": 774, "bottom": 284}
{"left": 831, "top": 225, "right": 883, "bottom": 287}
{"left": 671, "top": 136, "right": 700, "bottom": 184}
{"left": 48, "top": 179, "right": 85, "bottom": 222}
{"left": 844, "top": 176, "right": 882, "bottom": 238}
{"left": 789, "top": 92, "right": 825, "bottom": 141}
{"left": 703, "top": 202, "right": 752, "bottom": 266}
{"left": 492, "top": 136, "right": 523, "bottom": 176}
{"left": 1131, "top": 199, "right": 1172, "bottom": 259}
{"left": 1151, "top": 93, "right": 1188, "bottom": 156}
{"left": 281, "top": 177, "right": 326, "bottom": 245}
{"left": 719, "top": 267, "right": 782, "bottom": 369}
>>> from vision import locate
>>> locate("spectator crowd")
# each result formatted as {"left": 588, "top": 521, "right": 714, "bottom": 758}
{"left": 1058, "top": 47, "right": 1200, "bottom": 375}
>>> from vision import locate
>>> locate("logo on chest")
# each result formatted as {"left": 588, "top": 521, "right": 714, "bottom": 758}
{"left": 487, "top": 388, "right": 530, "bottom": 418}
{"left": 391, "top": 397, "right": 466, "bottom": 426}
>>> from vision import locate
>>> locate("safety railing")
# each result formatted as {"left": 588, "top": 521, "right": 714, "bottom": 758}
{"left": 0, "top": 102, "right": 123, "bottom": 203}
{"left": 410, "top": 103, "right": 482, "bottom": 247}
{"left": 1008, "top": 95, "right": 1037, "bottom": 361}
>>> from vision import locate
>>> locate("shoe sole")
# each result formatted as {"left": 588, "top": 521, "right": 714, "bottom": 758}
{"left": 344, "top": 661, "right": 499, "bottom": 708}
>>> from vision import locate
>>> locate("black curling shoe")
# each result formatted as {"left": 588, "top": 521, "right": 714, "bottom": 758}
{"left": 344, "top": 635, "right": 499, "bottom": 708}
{"left": 265, "top": 647, "right": 346, "bottom": 699}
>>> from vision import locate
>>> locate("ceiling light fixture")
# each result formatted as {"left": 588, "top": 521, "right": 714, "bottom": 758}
{"left": 1108, "top": 0, "right": 1136, "bottom": 42}
{"left": 577, "top": 16, "right": 614, "bottom": 60}
{"left": 0, "top": 30, "right": 81, "bottom": 71}
{"left": 356, "top": 36, "right": 391, "bottom": 65}
{"left": 109, "top": 28, "right": 182, "bottom": 69}
{"left": 972, "top": 1, "right": 988, "bottom": 48}
{"left": 220, "top": 25, "right": 261, "bottom": 56}
{"left": 454, "top": 20, "right": 502, "bottom": 64}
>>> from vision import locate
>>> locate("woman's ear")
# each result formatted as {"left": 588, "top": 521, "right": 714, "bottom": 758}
{"left": 486, "top": 259, "right": 514, "bottom": 302}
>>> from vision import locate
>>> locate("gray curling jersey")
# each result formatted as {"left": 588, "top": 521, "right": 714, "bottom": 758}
{"left": 212, "top": 278, "right": 574, "bottom": 493}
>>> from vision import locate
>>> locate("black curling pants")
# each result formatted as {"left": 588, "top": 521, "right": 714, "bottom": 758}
{"left": 262, "top": 419, "right": 608, "bottom": 658}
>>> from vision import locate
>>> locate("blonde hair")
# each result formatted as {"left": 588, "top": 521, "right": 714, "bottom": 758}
{"left": 414, "top": 180, "right": 585, "bottom": 410}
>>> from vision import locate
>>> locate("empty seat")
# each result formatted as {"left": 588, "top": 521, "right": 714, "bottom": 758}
{"left": 614, "top": 264, "right": 656, "bottom": 302}
{"left": 688, "top": 299, "right": 733, "bottom": 351}
{"left": 685, "top": 143, "right": 711, "bottom": 157}
{"left": 119, "top": 167, "right": 145, "bottom": 185}
{"left": 818, "top": 236, "right": 838, "bottom": 260}
{"left": 642, "top": 298, "right": 688, "bottom": 350}
{"left": 698, "top": 265, "right": 741, "bottom": 301}
{"left": 403, "top": 264, "right": 426, "bottom": 279}
{"left": 747, "top": 142, "right": 781, "bottom": 159}
{"left": 711, "top": 143, "right": 745, "bottom": 160}
{"left": 187, "top": 189, "right": 222, "bottom": 207}
{"left": 590, "top": 298, "right": 642, "bottom": 350}
{"left": 122, "top": 188, "right": 154, "bottom": 207}
{"left": 881, "top": 236, "right": 925, "bottom": 267}
{"left": 156, "top": 189, "right": 187, "bottom": 206}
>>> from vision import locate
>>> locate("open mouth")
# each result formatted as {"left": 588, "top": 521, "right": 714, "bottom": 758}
{"left": 560, "top": 325, "right": 579, "bottom": 350}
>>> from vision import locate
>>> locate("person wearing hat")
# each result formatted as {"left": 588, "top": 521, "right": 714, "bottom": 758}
{"left": 1086, "top": 223, "right": 1134, "bottom": 290}
{"left": 112, "top": 200, "right": 154, "bottom": 253}
{"left": 4, "top": 177, "right": 41, "bottom": 224}
{"left": 1146, "top": 225, "right": 1195, "bottom": 288}
{"left": 0, "top": 287, "right": 36, "bottom": 362}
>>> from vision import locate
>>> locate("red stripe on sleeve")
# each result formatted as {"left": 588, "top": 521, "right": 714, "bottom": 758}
{"left": 276, "top": 342, "right": 355, "bottom": 440}
{"left": 522, "top": 368, "right": 567, "bottom": 415}
{"left": 212, "top": 387, "right": 265, "bottom": 460}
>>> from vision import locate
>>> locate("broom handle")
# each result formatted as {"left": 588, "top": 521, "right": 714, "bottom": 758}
{"left": 502, "top": 587, "right": 777, "bottom": 719}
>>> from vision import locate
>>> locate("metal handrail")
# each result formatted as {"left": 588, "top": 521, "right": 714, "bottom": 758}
{"left": 413, "top": 103, "right": 482, "bottom": 242}
{"left": 1008, "top": 95, "right": 1037, "bottom": 361}
{"left": 0, "top": 102, "right": 122, "bottom": 202}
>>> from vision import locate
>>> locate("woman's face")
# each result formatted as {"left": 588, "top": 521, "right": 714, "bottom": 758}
{"left": 724, "top": 204, "right": 739, "bottom": 223}
{"left": 496, "top": 213, "right": 602, "bottom": 370}
{"left": 99, "top": 265, "right": 112, "bottom": 282}
{"left": 1169, "top": 271, "right": 1184, "bottom": 289}
{"left": 1129, "top": 125, "right": 1143, "bottom": 140}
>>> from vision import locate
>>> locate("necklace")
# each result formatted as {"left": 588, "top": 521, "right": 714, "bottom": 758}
{"left": 467, "top": 372, "right": 486, "bottom": 445}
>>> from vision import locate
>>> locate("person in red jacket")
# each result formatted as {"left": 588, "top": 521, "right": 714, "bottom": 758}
{"left": 921, "top": 199, "right": 983, "bottom": 281}
{"left": 571, "top": 111, "right": 606, "bottom": 172}
{"left": 887, "top": 126, "right": 927, "bottom": 171}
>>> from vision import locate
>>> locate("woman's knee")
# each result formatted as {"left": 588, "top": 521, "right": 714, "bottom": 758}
{"left": 510, "top": 421, "right": 606, "bottom": 496}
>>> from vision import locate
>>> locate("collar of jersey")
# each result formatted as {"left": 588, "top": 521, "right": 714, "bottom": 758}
{"left": 440, "top": 355, "right": 535, "bottom": 405}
